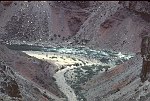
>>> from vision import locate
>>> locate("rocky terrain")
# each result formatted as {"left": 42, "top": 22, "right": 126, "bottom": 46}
{"left": 0, "top": 1, "right": 150, "bottom": 101}
{"left": 0, "top": 61, "right": 64, "bottom": 101}
{"left": 0, "top": 1, "right": 149, "bottom": 53}
{"left": 71, "top": 1, "right": 150, "bottom": 54}
{"left": 0, "top": 1, "right": 90, "bottom": 44}
{"left": 0, "top": 44, "right": 66, "bottom": 101}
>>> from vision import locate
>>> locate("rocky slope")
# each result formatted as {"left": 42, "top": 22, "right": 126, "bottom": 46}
{"left": 71, "top": 1, "right": 150, "bottom": 54}
{"left": 0, "top": 1, "right": 150, "bottom": 51}
{"left": 0, "top": 1, "right": 90, "bottom": 44}
{"left": 81, "top": 54, "right": 146, "bottom": 101}
{"left": 0, "top": 44, "right": 66, "bottom": 101}
{"left": 0, "top": 61, "right": 64, "bottom": 101}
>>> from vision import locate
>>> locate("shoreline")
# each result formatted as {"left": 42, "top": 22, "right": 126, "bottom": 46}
{"left": 22, "top": 51, "right": 108, "bottom": 101}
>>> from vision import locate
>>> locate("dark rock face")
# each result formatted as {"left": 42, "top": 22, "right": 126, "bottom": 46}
{"left": 120, "top": 1, "right": 150, "bottom": 12}
{"left": 120, "top": 1, "right": 150, "bottom": 22}
{"left": 71, "top": 1, "right": 90, "bottom": 9}
{"left": 140, "top": 36, "right": 150, "bottom": 82}
{"left": 68, "top": 17, "right": 82, "bottom": 36}
{"left": 3, "top": 80, "right": 22, "bottom": 98}
{"left": 0, "top": 62, "right": 22, "bottom": 100}
{"left": 53, "top": 1, "right": 90, "bottom": 9}
{"left": 0, "top": 1, "right": 13, "bottom": 6}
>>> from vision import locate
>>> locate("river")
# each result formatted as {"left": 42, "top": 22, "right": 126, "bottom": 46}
{"left": 6, "top": 44, "right": 134, "bottom": 101}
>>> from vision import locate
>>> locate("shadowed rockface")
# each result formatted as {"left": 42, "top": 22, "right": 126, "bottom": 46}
{"left": 0, "top": 1, "right": 13, "bottom": 6}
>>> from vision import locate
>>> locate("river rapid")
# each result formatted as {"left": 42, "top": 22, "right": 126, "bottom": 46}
{"left": 6, "top": 44, "right": 134, "bottom": 101}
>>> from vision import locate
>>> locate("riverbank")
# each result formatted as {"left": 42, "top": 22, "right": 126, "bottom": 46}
{"left": 2, "top": 43, "right": 134, "bottom": 100}
{"left": 23, "top": 49, "right": 133, "bottom": 101}
{"left": 23, "top": 51, "right": 101, "bottom": 101}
